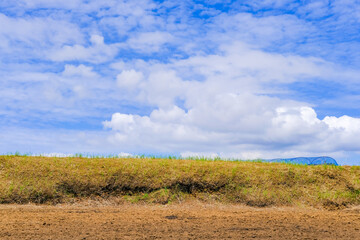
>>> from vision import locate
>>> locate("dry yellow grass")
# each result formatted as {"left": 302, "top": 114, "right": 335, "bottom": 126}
{"left": 0, "top": 155, "right": 359, "bottom": 209}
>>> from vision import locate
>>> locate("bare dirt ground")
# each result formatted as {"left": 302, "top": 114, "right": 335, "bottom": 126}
{"left": 0, "top": 202, "right": 360, "bottom": 240}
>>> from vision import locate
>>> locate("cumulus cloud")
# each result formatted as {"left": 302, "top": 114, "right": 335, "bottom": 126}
{"left": 116, "top": 70, "right": 144, "bottom": 89}
{"left": 104, "top": 103, "right": 360, "bottom": 158}
{"left": 324, "top": 115, "right": 360, "bottom": 132}
{"left": 103, "top": 42, "right": 360, "bottom": 159}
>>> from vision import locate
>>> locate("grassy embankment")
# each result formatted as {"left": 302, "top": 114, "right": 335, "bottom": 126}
{"left": 0, "top": 155, "right": 359, "bottom": 209}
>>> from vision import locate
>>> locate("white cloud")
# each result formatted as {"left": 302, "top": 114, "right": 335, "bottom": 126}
{"left": 5, "top": 0, "right": 157, "bottom": 15}
{"left": 21, "top": 0, "right": 83, "bottom": 9}
{"left": 139, "top": 70, "right": 186, "bottom": 107}
{"left": 126, "top": 31, "right": 174, "bottom": 52}
{"left": 0, "top": 14, "right": 82, "bottom": 45}
{"left": 332, "top": 0, "right": 360, "bottom": 22}
{"left": 297, "top": 1, "right": 330, "bottom": 19}
{"left": 240, "top": 0, "right": 295, "bottom": 10}
{"left": 150, "top": 106, "right": 186, "bottom": 123}
{"left": 324, "top": 115, "right": 360, "bottom": 132}
{"left": 115, "top": 42, "right": 339, "bottom": 110}
{"left": 208, "top": 13, "right": 313, "bottom": 49}
{"left": 97, "top": 0, "right": 157, "bottom": 17}
{"left": 62, "top": 64, "right": 98, "bottom": 78}
{"left": 103, "top": 113, "right": 136, "bottom": 132}
{"left": 104, "top": 102, "right": 360, "bottom": 157}
{"left": 0, "top": 14, "right": 83, "bottom": 58}
{"left": 98, "top": 1, "right": 160, "bottom": 35}
{"left": 0, "top": 62, "right": 114, "bottom": 118}
{"left": 116, "top": 69, "right": 144, "bottom": 89}
{"left": 49, "top": 35, "right": 118, "bottom": 63}
{"left": 103, "top": 42, "right": 360, "bottom": 158}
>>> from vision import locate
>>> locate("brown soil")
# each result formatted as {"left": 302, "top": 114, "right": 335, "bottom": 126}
{"left": 0, "top": 202, "right": 360, "bottom": 240}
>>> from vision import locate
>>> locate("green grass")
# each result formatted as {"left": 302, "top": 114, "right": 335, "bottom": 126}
{"left": 0, "top": 155, "right": 359, "bottom": 209}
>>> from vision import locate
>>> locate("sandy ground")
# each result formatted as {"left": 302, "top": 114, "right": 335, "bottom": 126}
{"left": 0, "top": 202, "right": 360, "bottom": 239}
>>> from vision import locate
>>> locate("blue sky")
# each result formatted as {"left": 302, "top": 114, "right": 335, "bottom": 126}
{"left": 1, "top": 0, "right": 360, "bottom": 165}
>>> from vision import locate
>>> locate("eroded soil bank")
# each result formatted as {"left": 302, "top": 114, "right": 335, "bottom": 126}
{"left": 0, "top": 203, "right": 360, "bottom": 239}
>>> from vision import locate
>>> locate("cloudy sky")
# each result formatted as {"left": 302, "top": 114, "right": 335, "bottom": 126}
{"left": 1, "top": 0, "right": 360, "bottom": 164}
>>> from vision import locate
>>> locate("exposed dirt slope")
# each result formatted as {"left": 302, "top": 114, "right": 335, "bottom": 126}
{"left": 0, "top": 203, "right": 360, "bottom": 239}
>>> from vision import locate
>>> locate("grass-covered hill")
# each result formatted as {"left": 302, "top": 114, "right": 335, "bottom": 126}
{"left": 0, "top": 155, "right": 359, "bottom": 209}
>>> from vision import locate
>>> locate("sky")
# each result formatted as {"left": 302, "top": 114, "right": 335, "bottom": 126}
{"left": 1, "top": 0, "right": 360, "bottom": 165}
